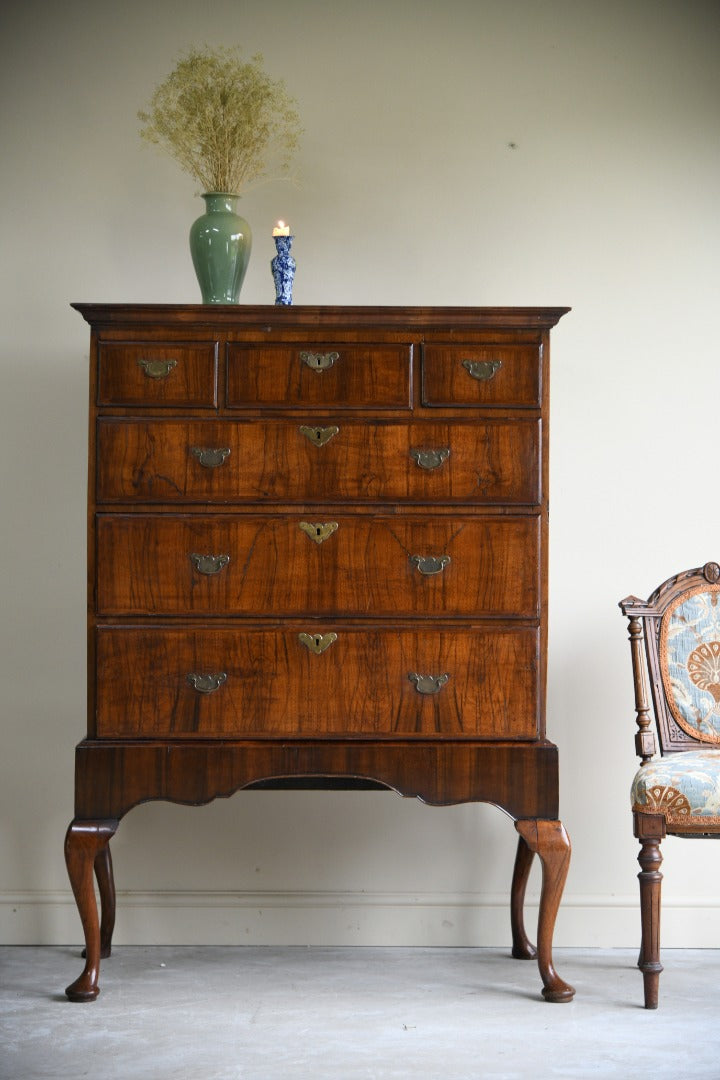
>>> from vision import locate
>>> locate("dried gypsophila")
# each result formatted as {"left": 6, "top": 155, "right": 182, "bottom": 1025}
{"left": 138, "top": 46, "right": 302, "bottom": 195}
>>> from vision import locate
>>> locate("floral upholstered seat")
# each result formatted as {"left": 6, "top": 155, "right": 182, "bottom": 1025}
{"left": 620, "top": 561, "right": 720, "bottom": 1008}
{"left": 631, "top": 748, "right": 720, "bottom": 827}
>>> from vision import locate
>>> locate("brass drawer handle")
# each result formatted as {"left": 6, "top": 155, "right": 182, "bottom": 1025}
{"left": 190, "top": 446, "right": 231, "bottom": 468}
{"left": 186, "top": 672, "right": 227, "bottom": 694}
{"left": 137, "top": 357, "right": 178, "bottom": 380}
{"left": 299, "top": 425, "right": 340, "bottom": 446}
{"left": 462, "top": 358, "right": 502, "bottom": 382}
{"left": 410, "top": 555, "right": 451, "bottom": 576}
{"left": 408, "top": 672, "right": 450, "bottom": 695}
{"left": 189, "top": 552, "right": 230, "bottom": 575}
{"left": 298, "top": 632, "right": 338, "bottom": 655}
{"left": 299, "top": 521, "right": 338, "bottom": 545}
{"left": 300, "top": 350, "right": 339, "bottom": 372}
{"left": 410, "top": 448, "right": 450, "bottom": 471}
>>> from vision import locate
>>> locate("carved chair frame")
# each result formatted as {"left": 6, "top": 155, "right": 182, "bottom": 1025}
{"left": 620, "top": 560, "right": 720, "bottom": 1008}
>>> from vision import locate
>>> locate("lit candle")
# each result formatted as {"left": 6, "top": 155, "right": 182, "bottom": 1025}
{"left": 272, "top": 220, "right": 290, "bottom": 236}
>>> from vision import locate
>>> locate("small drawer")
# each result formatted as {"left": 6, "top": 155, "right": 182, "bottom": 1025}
{"left": 422, "top": 344, "right": 541, "bottom": 408}
{"left": 95, "top": 625, "right": 540, "bottom": 739}
{"left": 95, "top": 513, "right": 540, "bottom": 618}
{"left": 226, "top": 343, "right": 412, "bottom": 409}
{"left": 97, "top": 341, "right": 218, "bottom": 407}
{"left": 95, "top": 418, "right": 541, "bottom": 505}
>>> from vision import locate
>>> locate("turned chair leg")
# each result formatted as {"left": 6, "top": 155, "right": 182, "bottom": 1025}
{"left": 637, "top": 835, "right": 663, "bottom": 1009}
{"left": 515, "top": 819, "right": 575, "bottom": 1002}
{"left": 64, "top": 819, "right": 118, "bottom": 1001}
{"left": 510, "top": 833, "right": 537, "bottom": 959}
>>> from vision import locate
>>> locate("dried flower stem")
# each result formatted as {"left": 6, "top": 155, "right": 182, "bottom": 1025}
{"left": 138, "top": 47, "right": 301, "bottom": 195}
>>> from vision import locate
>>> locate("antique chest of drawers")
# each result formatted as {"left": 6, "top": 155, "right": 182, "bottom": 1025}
{"left": 65, "top": 304, "right": 573, "bottom": 1003}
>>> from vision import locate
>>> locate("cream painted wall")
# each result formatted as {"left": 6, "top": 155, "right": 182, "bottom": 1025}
{"left": 1, "top": 0, "right": 719, "bottom": 950}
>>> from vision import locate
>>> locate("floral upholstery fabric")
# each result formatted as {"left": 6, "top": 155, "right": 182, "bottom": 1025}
{"left": 660, "top": 585, "right": 720, "bottom": 743}
{"left": 632, "top": 749, "right": 720, "bottom": 827}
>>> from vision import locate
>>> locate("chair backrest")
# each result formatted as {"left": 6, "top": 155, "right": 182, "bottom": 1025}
{"left": 620, "top": 562, "right": 720, "bottom": 761}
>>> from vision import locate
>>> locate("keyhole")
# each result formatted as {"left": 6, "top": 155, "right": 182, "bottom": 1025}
{"left": 314, "top": 636, "right": 322, "bottom": 648}
{"left": 316, "top": 527, "right": 322, "bottom": 537}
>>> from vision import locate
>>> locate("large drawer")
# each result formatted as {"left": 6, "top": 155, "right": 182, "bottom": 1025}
{"left": 96, "top": 513, "right": 540, "bottom": 617}
{"left": 95, "top": 625, "right": 540, "bottom": 739}
{"left": 96, "top": 418, "right": 541, "bottom": 505}
{"left": 226, "top": 342, "right": 412, "bottom": 409}
{"left": 422, "top": 343, "right": 540, "bottom": 408}
{"left": 98, "top": 341, "right": 219, "bottom": 407}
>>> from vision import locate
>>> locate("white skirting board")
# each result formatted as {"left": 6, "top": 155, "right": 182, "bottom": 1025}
{"left": 2, "top": 890, "right": 720, "bottom": 948}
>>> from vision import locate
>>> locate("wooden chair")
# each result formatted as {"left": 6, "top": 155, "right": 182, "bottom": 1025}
{"left": 620, "top": 561, "right": 720, "bottom": 1008}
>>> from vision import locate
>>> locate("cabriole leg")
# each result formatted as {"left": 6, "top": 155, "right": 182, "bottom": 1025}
{"left": 81, "top": 844, "right": 116, "bottom": 960}
{"left": 515, "top": 819, "right": 575, "bottom": 1002}
{"left": 64, "top": 819, "right": 118, "bottom": 1002}
{"left": 96, "top": 844, "right": 117, "bottom": 958}
{"left": 510, "top": 833, "right": 537, "bottom": 959}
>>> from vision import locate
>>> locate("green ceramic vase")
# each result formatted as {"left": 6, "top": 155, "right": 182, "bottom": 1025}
{"left": 189, "top": 193, "right": 252, "bottom": 304}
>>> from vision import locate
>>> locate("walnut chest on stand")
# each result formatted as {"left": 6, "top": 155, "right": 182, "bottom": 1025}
{"left": 65, "top": 304, "right": 574, "bottom": 1003}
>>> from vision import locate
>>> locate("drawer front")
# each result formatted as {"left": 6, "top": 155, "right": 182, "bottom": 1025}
{"left": 96, "top": 418, "right": 541, "bottom": 505}
{"left": 96, "top": 513, "right": 540, "bottom": 617}
{"left": 226, "top": 343, "right": 412, "bottom": 409}
{"left": 95, "top": 625, "right": 539, "bottom": 739}
{"left": 422, "top": 344, "right": 540, "bottom": 408}
{"left": 97, "top": 341, "right": 218, "bottom": 407}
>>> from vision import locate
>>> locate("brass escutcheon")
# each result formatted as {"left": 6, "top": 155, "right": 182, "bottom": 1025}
{"left": 408, "top": 672, "right": 450, "bottom": 695}
{"left": 190, "top": 447, "right": 231, "bottom": 468}
{"left": 410, "top": 554, "right": 451, "bottom": 576}
{"left": 298, "top": 632, "right": 338, "bottom": 655}
{"left": 300, "top": 350, "right": 339, "bottom": 372}
{"left": 189, "top": 552, "right": 230, "bottom": 575}
{"left": 410, "top": 448, "right": 450, "bottom": 471}
{"left": 137, "top": 357, "right": 177, "bottom": 380}
{"left": 299, "top": 425, "right": 340, "bottom": 447}
{"left": 186, "top": 672, "right": 227, "bottom": 694}
{"left": 299, "top": 521, "right": 338, "bottom": 545}
{"left": 462, "top": 358, "right": 502, "bottom": 381}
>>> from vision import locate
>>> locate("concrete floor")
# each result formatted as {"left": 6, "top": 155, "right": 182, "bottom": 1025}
{"left": 1, "top": 947, "right": 717, "bottom": 1080}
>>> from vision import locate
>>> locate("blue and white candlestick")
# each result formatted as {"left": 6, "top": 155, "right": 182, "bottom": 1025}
{"left": 271, "top": 229, "right": 296, "bottom": 305}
